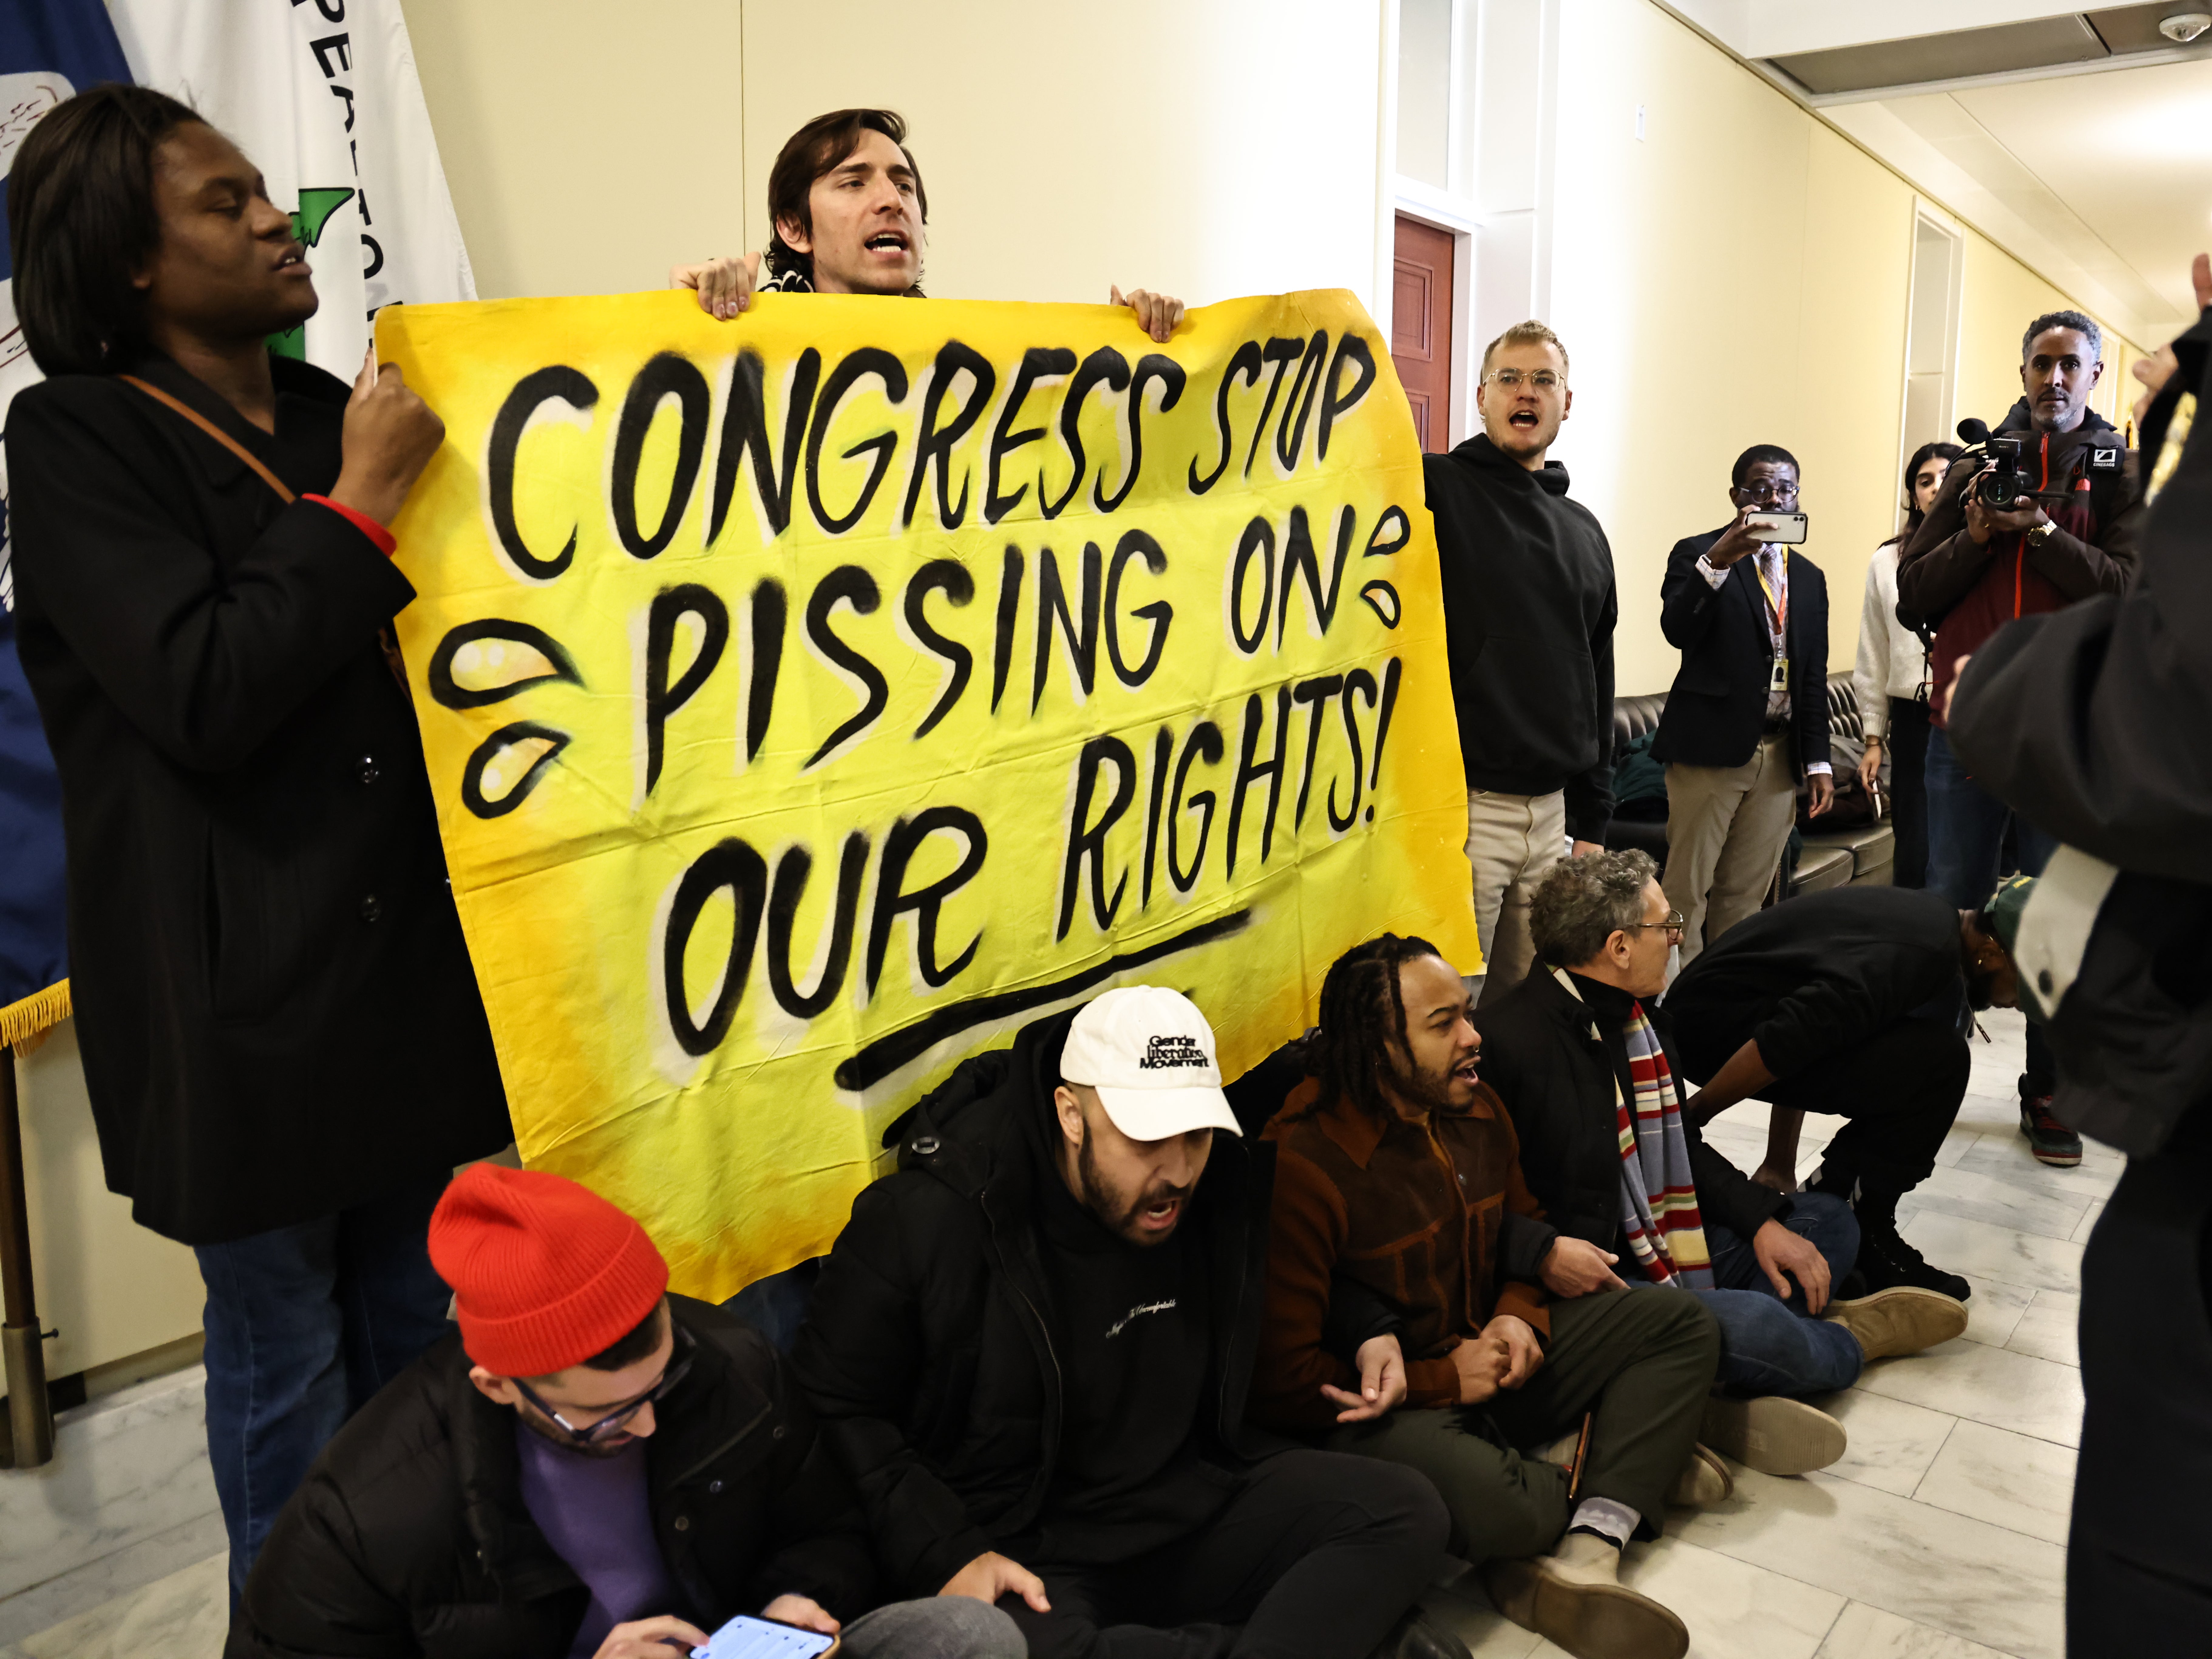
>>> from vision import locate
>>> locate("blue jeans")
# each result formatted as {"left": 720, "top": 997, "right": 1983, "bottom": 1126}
{"left": 1643, "top": 1192, "right": 1863, "bottom": 1397}
{"left": 193, "top": 1173, "right": 454, "bottom": 1600}
{"left": 1925, "top": 725, "right": 2058, "bottom": 1092}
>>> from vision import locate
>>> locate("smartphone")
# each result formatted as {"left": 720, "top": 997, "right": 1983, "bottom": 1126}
{"left": 691, "top": 1614, "right": 839, "bottom": 1659}
{"left": 1745, "top": 510, "right": 1809, "bottom": 544}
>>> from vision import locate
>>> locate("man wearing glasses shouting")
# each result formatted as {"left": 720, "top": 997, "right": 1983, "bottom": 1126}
{"left": 1653, "top": 445, "right": 1833, "bottom": 964}
{"left": 1480, "top": 853, "right": 1966, "bottom": 1475}
{"left": 1424, "top": 321, "right": 1620, "bottom": 1006}
{"left": 227, "top": 1164, "right": 1025, "bottom": 1659}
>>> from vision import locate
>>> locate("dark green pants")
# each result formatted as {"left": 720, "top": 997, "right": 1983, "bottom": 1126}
{"left": 1325, "top": 1289, "right": 1719, "bottom": 1562}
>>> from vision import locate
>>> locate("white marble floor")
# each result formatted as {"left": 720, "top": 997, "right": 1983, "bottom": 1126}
{"left": 0, "top": 1011, "right": 2091, "bottom": 1659}
{"left": 1428, "top": 1007, "right": 2091, "bottom": 1659}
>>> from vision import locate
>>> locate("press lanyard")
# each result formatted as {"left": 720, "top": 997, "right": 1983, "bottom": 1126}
{"left": 1755, "top": 551, "right": 1789, "bottom": 693}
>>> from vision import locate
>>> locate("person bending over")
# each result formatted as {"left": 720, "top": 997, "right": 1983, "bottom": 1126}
{"left": 6, "top": 86, "right": 511, "bottom": 1596}
{"left": 1660, "top": 883, "right": 2033, "bottom": 1303}
{"left": 226, "top": 1165, "right": 1022, "bottom": 1659}
{"left": 672, "top": 107, "right": 1184, "bottom": 339}
{"left": 1424, "top": 321, "right": 1618, "bottom": 1004}
{"left": 1252, "top": 936, "right": 1725, "bottom": 1659}
{"left": 1479, "top": 852, "right": 1966, "bottom": 1470}
{"left": 793, "top": 986, "right": 1468, "bottom": 1659}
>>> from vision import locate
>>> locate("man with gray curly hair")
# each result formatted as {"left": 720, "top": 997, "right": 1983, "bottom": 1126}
{"left": 1477, "top": 852, "right": 1966, "bottom": 1457}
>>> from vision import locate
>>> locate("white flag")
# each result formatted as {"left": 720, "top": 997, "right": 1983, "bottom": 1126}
{"left": 107, "top": 0, "right": 474, "bottom": 380}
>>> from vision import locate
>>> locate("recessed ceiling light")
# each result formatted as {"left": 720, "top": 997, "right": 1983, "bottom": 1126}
{"left": 2160, "top": 12, "right": 2212, "bottom": 43}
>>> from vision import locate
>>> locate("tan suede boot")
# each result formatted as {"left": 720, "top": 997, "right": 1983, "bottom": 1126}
{"left": 1825, "top": 1286, "right": 1969, "bottom": 1360}
{"left": 1699, "top": 1394, "right": 1847, "bottom": 1476}
{"left": 1665, "top": 1443, "right": 1734, "bottom": 1506}
{"left": 1483, "top": 1533, "right": 1690, "bottom": 1659}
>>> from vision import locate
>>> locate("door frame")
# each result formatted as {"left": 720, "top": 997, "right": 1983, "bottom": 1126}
{"left": 1394, "top": 192, "right": 1477, "bottom": 448}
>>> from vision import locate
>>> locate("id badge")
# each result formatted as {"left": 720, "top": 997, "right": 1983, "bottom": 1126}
{"left": 1769, "top": 655, "right": 1790, "bottom": 693}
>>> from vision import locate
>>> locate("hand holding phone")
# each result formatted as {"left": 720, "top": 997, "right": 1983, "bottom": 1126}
{"left": 689, "top": 1613, "right": 838, "bottom": 1659}
{"left": 1744, "top": 510, "right": 1808, "bottom": 544}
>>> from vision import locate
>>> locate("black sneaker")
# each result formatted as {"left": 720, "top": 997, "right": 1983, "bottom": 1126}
{"left": 1857, "top": 1226, "right": 1970, "bottom": 1302}
{"left": 2019, "top": 1096, "right": 2083, "bottom": 1167}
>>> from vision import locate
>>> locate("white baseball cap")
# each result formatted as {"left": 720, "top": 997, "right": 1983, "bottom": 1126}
{"left": 1060, "top": 986, "right": 1243, "bottom": 1143}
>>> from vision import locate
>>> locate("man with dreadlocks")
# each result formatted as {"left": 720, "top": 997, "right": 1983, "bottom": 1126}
{"left": 1477, "top": 851, "right": 1966, "bottom": 1473}
{"left": 1253, "top": 935, "right": 1724, "bottom": 1659}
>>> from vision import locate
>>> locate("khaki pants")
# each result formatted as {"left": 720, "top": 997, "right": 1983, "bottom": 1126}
{"left": 1464, "top": 788, "right": 1567, "bottom": 1004}
{"left": 1663, "top": 733, "right": 1799, "bottom": 966}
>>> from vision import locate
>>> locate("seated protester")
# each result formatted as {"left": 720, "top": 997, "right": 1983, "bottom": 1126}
{"left": 670, "top": 106, "right": 1184, "bottom": 339}
{"left": 1478, "top": 852, "right": 1967, "bottom": 1472}
{"left": 1660, "top": 882, "right": 2035, "bottom": 1303}
{"left": 793, "top": 986, "right": 1470, "bottom": 1659}
{"left": 227, "top": 1165, "right": 1023, "bottom": 1659}
{"left": 1252, "top": 935, "right": 1725, "bottom": 1659}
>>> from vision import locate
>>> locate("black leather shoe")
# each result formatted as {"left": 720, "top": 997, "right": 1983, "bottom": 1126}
{"left": 1857, "top": 1225, "right": 1970, "bottom": 1301}
{"left": 1373, "top": 1607, "right": 1475, "bottom": 1659}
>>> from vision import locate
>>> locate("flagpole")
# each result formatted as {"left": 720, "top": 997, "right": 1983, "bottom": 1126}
{"left": 0, "top": 1044, "right": 54, "bottom": 1468}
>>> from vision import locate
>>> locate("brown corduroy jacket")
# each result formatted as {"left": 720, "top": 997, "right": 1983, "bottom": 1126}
{"left": 1252, "top": 1076, "right": 1557, "bottom": 1434}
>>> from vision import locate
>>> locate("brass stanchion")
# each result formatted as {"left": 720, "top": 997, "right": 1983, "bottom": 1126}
{"left": 1, "top": 1042, "right": 55, "bottom": 1468}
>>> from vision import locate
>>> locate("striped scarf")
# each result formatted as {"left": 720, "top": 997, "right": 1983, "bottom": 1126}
{"left": 1554, "top": 970, "right": 1712, "bottom": 1288}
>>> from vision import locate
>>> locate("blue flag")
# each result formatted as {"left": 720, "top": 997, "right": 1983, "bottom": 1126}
{"left": 0, "top": 2, "right": 133, "bottom": 1045}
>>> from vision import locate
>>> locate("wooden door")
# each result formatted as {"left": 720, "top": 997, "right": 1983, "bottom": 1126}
{"left": 1391, "top": 215, "right": 1454, "bottom": 453}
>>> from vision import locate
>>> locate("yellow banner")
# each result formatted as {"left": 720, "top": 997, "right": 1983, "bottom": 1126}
{"left": 379, "top": 289, "right": 1479, "bottom": 1300}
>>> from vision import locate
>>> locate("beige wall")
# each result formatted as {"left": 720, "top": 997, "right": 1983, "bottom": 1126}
{"left": 403, "top": 0, "right": 1388, "bottom": 315}
{"left": 1544, "top": 0, "right": 2142, "bottom": 695}
{"left": 398, "top": 1, "right": 749, "bottom": 300}
{"left": 2, "top": 1027, "right": 203, "bottom": 1404}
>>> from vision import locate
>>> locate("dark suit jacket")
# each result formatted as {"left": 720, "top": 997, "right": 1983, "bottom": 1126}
{"left": 1476, "top": 966, "right": 1789, "bottom": 1252}
{"left": 1651, "top": 528, "right": 1830, "bottom": 778}
{"left": 8, "top": 350, "right": 510, "bottom": 1243}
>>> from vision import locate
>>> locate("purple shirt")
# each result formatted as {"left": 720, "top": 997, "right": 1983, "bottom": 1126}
{"left": 514, "top": 1422, "right": 685, "bottom": 1658}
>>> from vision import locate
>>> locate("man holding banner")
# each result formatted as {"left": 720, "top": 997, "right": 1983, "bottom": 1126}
{"left": 5, "top": 87, "right": 510, "bottom": 1593}
{"left": 674, "top": 105, "right": 1187, "bottom": 339}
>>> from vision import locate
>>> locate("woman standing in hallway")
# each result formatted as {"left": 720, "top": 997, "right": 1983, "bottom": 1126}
{"left": 1853, "top": 442, "right": 1959, "bottom": 888}
{"left": 4, "top": 87, "right": 511, "bottom": 1597}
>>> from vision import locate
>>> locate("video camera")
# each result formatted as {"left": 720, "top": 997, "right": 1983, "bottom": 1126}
{"left": 1957, "top": 419, "right": 2032, "bottom": 508}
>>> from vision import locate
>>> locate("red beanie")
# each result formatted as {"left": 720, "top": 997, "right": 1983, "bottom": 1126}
{"left": 429, "top": 1163, "right": 669, "bottom": 1378}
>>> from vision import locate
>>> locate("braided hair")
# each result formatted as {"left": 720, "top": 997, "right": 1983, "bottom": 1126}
{"left": 1289, "top": 933, "right": 1443, "bottom": 1123}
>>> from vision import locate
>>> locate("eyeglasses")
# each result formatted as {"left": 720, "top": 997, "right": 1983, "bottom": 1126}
{"left": 511, "top": 1324, "right": 695, "bottom": 1446}
{"left": 1485, "top": 368, "right": 1563, "bottom": 391}
{"left": 1736, "top": 480, "right": 1799, "bottom": 503}
{"left": 1623, "top": 911, "right": 1687, "bottom": 941}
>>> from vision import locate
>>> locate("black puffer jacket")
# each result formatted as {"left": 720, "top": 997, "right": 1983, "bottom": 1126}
{"left": 226, "top": 1297, "right": 874, "bottom": 1658}
{"left": 1477, "top": 967, "right": 1788, "bottom": 1249}
{"left": 791, "top": 1007, "right": 1279, "bottom": 1598}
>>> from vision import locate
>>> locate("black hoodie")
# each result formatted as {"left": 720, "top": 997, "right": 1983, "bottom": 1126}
{"left": 1423, "top": 433, "right": 1619, "bottom": 840}
{"left": 790, "top": 1009, "right": 1279, "bottom": 1595}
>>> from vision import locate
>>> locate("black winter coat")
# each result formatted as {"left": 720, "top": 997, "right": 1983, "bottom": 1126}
{"left": 1660, "top": 887, "right": 1970, "bottom": 1084}
{"left": 1476, "top": 967, "right": 1788, "bottom": 1250}
{"left": 1652, "top": 530, "right": 1830, "bottom": 779}
{"left": 1949, "top": 306, "right": 2212, "bottom": 1156}
{"left": 6, "top": 351, "right": 508, "bottom": 1242}
{"left": 791, "top": 1007, "right": 1279, "bottom": 1598}
{"left": 226, "top": 1297, "right": 876, "bottom": 1658}
{"left": 1422, "top": 433, "right": 1619, "bottom": 840}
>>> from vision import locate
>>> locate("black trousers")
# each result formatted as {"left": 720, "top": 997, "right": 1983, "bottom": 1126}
{"left": 2068, "top": 1109, "right": 2212, "bottom": 1654}
{"left": 1677, "top": 1013, "right": 1966, "bottom": 1199}
{"left": 1884, "top": 696, "right": 1931, "bottom": 889}
{"left": 998, "top": 1449, "right": 1447, "bottom": 1659}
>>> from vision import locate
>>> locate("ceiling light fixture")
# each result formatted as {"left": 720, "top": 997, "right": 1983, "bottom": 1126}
{"left": 2159, "top": 12, "right": 2212, "bottom": 43}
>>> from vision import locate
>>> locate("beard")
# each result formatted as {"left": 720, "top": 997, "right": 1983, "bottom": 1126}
{"left": 1966, "top": 966, "right": 1997, "bottom": 1011}
{"left": 1076, "top": 1133, "right": 1194, "bottom": 1248}
{"left": 1384, "top": 1048, "right": 1458, "bottom": 1115}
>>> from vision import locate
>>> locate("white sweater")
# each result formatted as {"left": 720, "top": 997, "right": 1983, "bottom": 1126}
{"left": 1853, "top": 541, "right": 1930, "bottom": 742}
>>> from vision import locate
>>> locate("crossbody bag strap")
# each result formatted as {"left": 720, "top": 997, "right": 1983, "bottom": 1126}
{"left": 117, "top": 374, "right": 297, "bottom": 504}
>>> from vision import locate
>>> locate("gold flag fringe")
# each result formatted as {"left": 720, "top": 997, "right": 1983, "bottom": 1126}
{"left": 0, "top": 979, "right": 71, "bottom": 1055}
